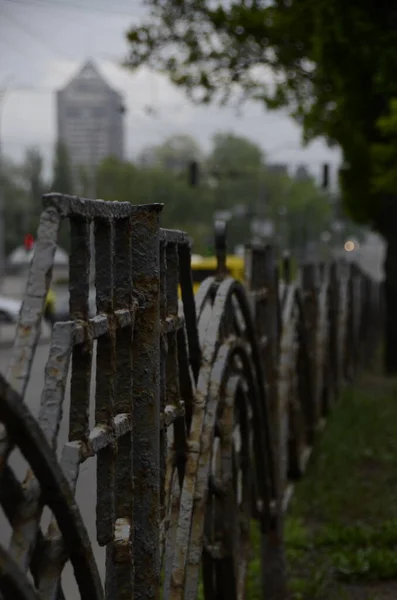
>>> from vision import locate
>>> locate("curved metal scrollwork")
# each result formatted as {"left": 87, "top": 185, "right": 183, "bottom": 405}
{"left": 0, "top": 371, "right": 103, "bottom": 600}
{"left": 0, "top": 194, "right": 382, "bottom": 600}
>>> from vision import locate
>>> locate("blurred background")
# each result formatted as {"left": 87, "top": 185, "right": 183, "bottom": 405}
{"left": 0, "top": 0, "right": 370, "bottom": 279}
{"left": 0, "top": 4, "right": 389, "bottom": 595}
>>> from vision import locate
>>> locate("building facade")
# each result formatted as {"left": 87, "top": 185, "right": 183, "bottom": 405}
{"left": 57, "top": 60, "right": 125, "bottom": 190}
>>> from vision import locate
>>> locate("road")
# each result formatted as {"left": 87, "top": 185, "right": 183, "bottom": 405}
{"left": 0, "top": 232, "right": 386, "bottom": 596}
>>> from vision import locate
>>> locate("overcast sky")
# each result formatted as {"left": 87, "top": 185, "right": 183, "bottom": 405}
{"left": 0, "top": 0, "right": 341, "bottom": 184}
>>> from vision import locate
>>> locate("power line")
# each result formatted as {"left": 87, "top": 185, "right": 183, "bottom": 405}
{"left": 4, "top": 0, "right": 143, "bottom": 17}
{"left": 1, "top": 2, "right": 190, "bottom": 121}
{"left": 4, "top": 85, "right": 55, "bottom": 93}
{"left": 1, "top": 10, "right": 69, "bottom": 60}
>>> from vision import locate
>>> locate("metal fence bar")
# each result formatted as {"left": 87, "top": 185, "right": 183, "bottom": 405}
{"left": 69, "top": 215, "right": 92, "bottom": 444}
{"left": 130, "top": 204, "right": 162, "bottom": 600}
{"left": 112, "top": 214, "right": 134, "bottom": 598}
{"left": 301, "top": 264, "right": 319, "bottom": 442}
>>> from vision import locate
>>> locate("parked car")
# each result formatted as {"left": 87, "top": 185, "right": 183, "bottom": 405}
{"left": 0, "top": 296, "right": 51, "bottom": 344}
{"left": 0, "top": 296, "right": 22, "bottom": 324}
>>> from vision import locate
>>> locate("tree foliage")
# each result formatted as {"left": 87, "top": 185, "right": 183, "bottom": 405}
{"left": 2, "top": 133, "right": 335, "bottom": 258}
{"left": 372, "top": 99, "right": 397, "bottom": 198}
{"left": 1, "top": 156, "right": 33, "bottom": 255}
{"left": 207, "top": 132, "right": 263, "bottom": 174}
{"left": 125, "top": 1, "right": 397, "bottom": 236}
{"left": 24, "top": 147, "right": 45, "bottom": 206}
{"left": 95, "top": 133, "right": 332, "bottom": 254}
{"left": 52, "top": 140, "right": 74, "bottom": 195}
{"left": 138, "top": 134, "right": 203, "bottom": 170}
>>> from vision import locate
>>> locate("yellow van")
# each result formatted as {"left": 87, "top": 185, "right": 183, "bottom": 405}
{"left": 185, "top": 253, "right": 296, "bottom": 296}
{"left": 189, "top": 254, "right": 245, "bottom": 295}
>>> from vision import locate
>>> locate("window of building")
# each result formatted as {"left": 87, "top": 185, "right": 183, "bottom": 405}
{"left": 76, "top": 83, "right": 92, "bottom": 93}
{"left": 92, "top": 106, "right": 105, "bottom": 118}
{"left": 67, "top": 107, "right": 80, "bottom": 118}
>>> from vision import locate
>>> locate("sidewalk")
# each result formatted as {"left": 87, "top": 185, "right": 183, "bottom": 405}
{"left": 282, "top": 366, "right": 397, "bottom": 599}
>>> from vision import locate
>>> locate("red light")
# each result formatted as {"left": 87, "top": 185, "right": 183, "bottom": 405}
{"left": 24, "top": 234, "right": 34, "bottom": 251}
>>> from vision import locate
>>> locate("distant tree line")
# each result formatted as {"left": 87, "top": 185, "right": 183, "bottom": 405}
{"left": 1, "top": 132, "right": 360, "bottom": 257}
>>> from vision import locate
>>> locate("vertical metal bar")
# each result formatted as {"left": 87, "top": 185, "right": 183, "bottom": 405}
{"left": 69, "top": 216, "right": 92, "bottom": 443}
{"left": 159, "top": 238, "right": 168, "bottom": 529}
{"left": 214, "top": 219, "right": 227, "bottom": 276}
{"left": 94, "top": 217, "right": 115, "bottom": 550}
{"left": 0, "top": 77, "right": 15, "bottom": 287}
{"left": 329, "top": 262, "right": 340, "bottom": 400}
{"left": 165, "top": 241, "right": 186, "bottom": 482}
{"left": 243, "top": 244, "right": 260, "bottom": 520}
{"left": 264, "top": 247, "right": 285, "bottom": 505}
{"left": 301, "top": 263, "right": 318, "bottom": 441}
{"left": 282, "top": 251, "right": 291, "bottom": 285}
{"left": 176, "top": 326, "right": 195, "bottom": 433}
{"left": 345, "top": 263, "right": 355, "bottom": 380}
{"left": 166, "top": 241, "right": 179, "bottom": 318}
{"left": 111, "top": 215, "right": 134, "bottom": 600}
{"left": 264, "top": 246, "right": 279, "bottom": 418}
{"left": 163, "top": 240, "right": 184, "bottom": 598}
{"left": 178, "top": 242, "right": 201, "bottom": 381}
{"left": 260, "top": 245, "right": 287, "bottom": 600}
{"left": 131, "top": 204, "right": 162, "bottom": 600}
{"left": 352, "top": 264, "right": 363, "bottom": 370}
{"left": 244, "top": 242, "right": 286, "bottom": 600}
{"left": 261, "top": 247, "right": 280, "bottom": 508}
{"left": 244, "top": 244, "right": 254, "bottom": 293}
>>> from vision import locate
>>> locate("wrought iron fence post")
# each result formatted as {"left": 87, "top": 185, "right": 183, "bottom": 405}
{"left": 131, "top": 205, "right": 162, "bottom": 600}
{"left": 346, "top": 262, "right": 361, "bottom": 379}
{"left": 301, "top": 263, "right": 319, "bottom": 442}
{"left": 328, "top": 261, "right": 340, "bottom": 403}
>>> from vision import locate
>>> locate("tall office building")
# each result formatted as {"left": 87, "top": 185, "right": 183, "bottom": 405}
{"left": 57, "top": 60, "right": 125, "bottom": 190}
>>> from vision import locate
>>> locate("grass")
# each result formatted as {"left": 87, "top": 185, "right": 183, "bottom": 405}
{"left": 247, "top": 368, "right": 397, "bottom": 599}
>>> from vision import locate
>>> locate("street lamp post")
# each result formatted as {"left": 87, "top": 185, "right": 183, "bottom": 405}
{"left": 0, "top": 76, "right": 15, "bottom": 288}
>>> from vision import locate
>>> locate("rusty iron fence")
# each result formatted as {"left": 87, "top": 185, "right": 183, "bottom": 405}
{"left": 0, "top": 194, "right": 382, "bottom": 600}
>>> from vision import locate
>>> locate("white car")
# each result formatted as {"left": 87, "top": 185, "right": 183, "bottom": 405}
{"left": 0, "top": 296, "right": 22, "bottom": 322}
{"left": 0, "top": 296, "right": 51, "bottom": 346}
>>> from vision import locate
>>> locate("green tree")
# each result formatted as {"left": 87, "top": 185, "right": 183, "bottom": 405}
{"left": 77, "top": 165, "right": 91, "bottom": 197}
{"left": 95, "top": 155, "right": 216, "bottom": 253}
{"left": 96, "top": 156, "right": 138, "bottom": 201}
{"left": 52, "top": 140, "right": 73, "bottom": 194}
{"left": 208, "top": 132, "right": 263, "bottom": 174}
{"left": 126, "top": 2, "right": 397, "bottom": 372}
{"left": 24, "top": 146, "right": 45, "bottom": 202}
{"left": 1, "top": 156, "right": 30, "bottom": 255}
{"left": 22, "top": 146, "right": 47, "bottom": 235}
{"left": 138, "top": 134, "right": 203, "bottom": 171}
{"left": 205, "top": 133, "right": 331, "bottom": 252}
{"left": 372, "top": 100, "right": 397, "bottom": 197}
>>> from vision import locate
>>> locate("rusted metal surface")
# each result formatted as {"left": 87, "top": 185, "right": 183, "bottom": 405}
{"left": 0, "top": 193, "right": 382, "bottom": 600}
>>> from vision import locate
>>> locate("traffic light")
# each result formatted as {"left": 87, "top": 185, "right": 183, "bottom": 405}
{"left": 188, "top": 161, "right": 199, "bottom": 187}
{"left": 322, "top": 163, "right": 329, "bottom": 189}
